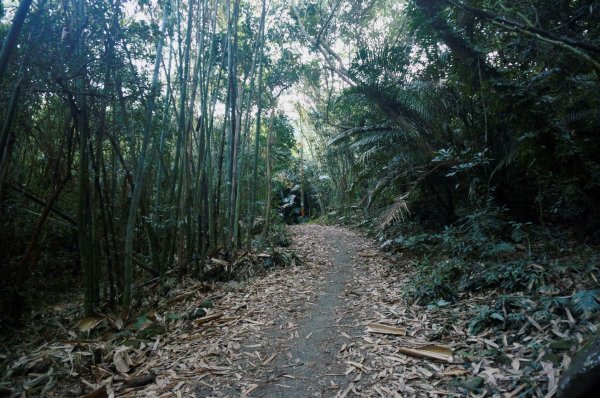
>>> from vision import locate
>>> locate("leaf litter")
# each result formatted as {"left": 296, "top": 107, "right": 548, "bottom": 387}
{"left": 1, "top": 224, "right": 598, "bottom": 397}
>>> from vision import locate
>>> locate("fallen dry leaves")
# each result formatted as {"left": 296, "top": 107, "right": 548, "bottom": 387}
{"left": 1, "top": 224, "right": 598, "bottom": 397}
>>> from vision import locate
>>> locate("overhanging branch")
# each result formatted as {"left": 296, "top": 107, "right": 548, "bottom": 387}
{"left": 447, "top": 0, "right": 600, "bottom": 54}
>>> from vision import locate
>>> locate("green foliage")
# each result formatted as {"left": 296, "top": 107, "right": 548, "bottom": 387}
{"left": 468, "top": 305, "right": 504, "bottom": 335}
{"left": 267, "top": 222, "right": 291, "bottom": 247}
{"left": 297, "top": 0, "right": 600, "bottom": 235}
{"left": 392, "top": 233, "right": 433, "bottom": 253}
{"left": 0, "top": 0, "right": 310, "bottom": 320}
{"left": 404, "top": 258, "right": 471, "bottom": 303}
{"left": 405, "top": 257, "right": 549, "bottom": 304}
{"left": 267, "top": 246, "right": 297, "bottom": 268}
{"left": 480, "top": 261, "right": 545, "bottom": 292}
{"left": 270, "top": 114, "right": 296, "bottom": 173}
{"left": 572, "top": 290, "right": 600, "bottom": 316}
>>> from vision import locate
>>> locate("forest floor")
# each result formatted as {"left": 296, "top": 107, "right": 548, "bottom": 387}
{"left": 1, "top": 224, "right": 583, "bottom": 397}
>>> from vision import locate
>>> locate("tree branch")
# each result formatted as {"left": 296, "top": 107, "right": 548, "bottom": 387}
{"left": 3, "top": 181, "right": 77, "bottom": 226}
{"left": 290, "top": 5, "right": 356, "bottom": 87}
{"left": 447, "top": 0, "right": 600, "bottom": 54}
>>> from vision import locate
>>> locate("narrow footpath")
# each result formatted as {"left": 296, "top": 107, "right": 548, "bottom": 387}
{"left": 111, "top": 225, "right": 462, "bottom": 397}
{"left": 247, "top": 226, "right": 367, "bottom": 397}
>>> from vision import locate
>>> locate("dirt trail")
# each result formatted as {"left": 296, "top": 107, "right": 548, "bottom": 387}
{"left": 247, "top": 226, "right": 367, "bottom": 397}
{"left": 5, "top": 224, "right": 465, "bottom": 397}
{"left": 146, "top": 223, "right": 390, "bottom": 398}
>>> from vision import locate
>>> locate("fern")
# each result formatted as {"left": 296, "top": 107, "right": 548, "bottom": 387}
{"left": 458, "top": 201, "right": 507, "bottom": 241}
{"left": 572, "top": 290, "right": 600, "bottom": 315}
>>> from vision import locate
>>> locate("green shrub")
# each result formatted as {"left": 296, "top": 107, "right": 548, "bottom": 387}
{"left": 404, "top": 258, "right": 471, "bottom": 303}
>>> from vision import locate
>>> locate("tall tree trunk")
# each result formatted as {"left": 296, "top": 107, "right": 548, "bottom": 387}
{"left": 226, "top": 0, "right": 241, "bottom": 257}
{"left": 0, "top": 75, "right": 23, "bottom": 192}
{"left": 246, "top": 0, "right": 267, "bottom": 251}
{"left": 72, "top": 0, "right": 99, "bottom": 316}
{"left": 123, "top": 1, "right": 169, "bottom": 308}
{"left": 0, "top": 0, "right": 33, "bottom": 86}
{"left": 263, "top": 107, "right": 275, "bottom": 237}
{"left": 163, "top": 0, "right": 193, "bottom": 273}
{"left": 209, "top": 35, "right": 228, "bottom": 252}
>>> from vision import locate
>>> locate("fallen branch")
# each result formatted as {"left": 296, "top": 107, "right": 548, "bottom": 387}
{"left": 396, "top": 345, "right": 454, "bottom": 363}
{"left": 122, "top": 373, "right": 155, "bottom": 389}
{"left": 194, "top": 312, "right": 224, "bottom": 325}
{"left": 4, "top": 180, "right": 76, "bottom": 226}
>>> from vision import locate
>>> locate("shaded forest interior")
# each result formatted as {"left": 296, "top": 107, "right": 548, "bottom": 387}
{"left": 0, "top": 0, "right": 600, "bottom": 395}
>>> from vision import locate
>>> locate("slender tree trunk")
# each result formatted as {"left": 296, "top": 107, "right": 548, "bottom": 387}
{"left": 215, "top": 95, "right": 229, "bottom": 249}
{"left": 226, "top": 0, "right": 241, "bottom": 256}
{"left": 0, "top": 0, "right": 33, "bottom": 86}
{"left": 263, "top": 107, "right": 275, "bottom": 237}
{"left": 246, "top": 0, "right": 267, "bottom": 251}
{"left": 0, "top": 75, "right": 23, "bottom": 189}
{"left": 71, "top": 0, "right": 99, "bottom": 316}
{"left": 209, "top": 35, "right": 228, "bottom": 252}
{"left": 163, "top": 0, "right": 193, "bottom": 273}
{"left": 122, "top": 1, "right": 169, "bottom": 308}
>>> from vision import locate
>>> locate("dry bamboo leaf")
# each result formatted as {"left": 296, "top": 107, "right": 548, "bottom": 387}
{"left": 77, "top": 317, "right": 103, "bottom": 334}
{"left": 211, "top": 258, "right": 229, "bottom": 267}
{"left": 336, "top": 383, "right": 354, "bottom": 398}
{"left": 194, "top": 312, "right": 224, "bottom": 325}
{"left": 417, "top": 365, "right": 433, "bottom": 378}
{"left": 396, "top": 345, "right": 454, "bottom": 363}
{"left": 366, "top": 322, "right": 406, "bottom": 336}
{"left": 439, "top": 368, "right": 468, "bottom": 377}
{"left": 526, "top": 315, "right": 544, "bottom": 332}
{"left": 114, "top": 350, "right": 133, "bottom": 373}
{"left": 346, "top": 361, "right": 370, "bottom": 373}
{"left": 483, "top": 339, "right": 499, "bottom": 349}
{"left": 565, "top": 307, "right": 576, "bottom": 324}
{"left": 262, "top": 353, "right": 276, "bottom": 366}
{"left": 511, "top": 358, "right": 520, "bottom": 371}
{"left": 244, "top": 384, "right": 259, "bottom": 394}
{"left": 507, "top": 384, "right": 528, "bottom": 397}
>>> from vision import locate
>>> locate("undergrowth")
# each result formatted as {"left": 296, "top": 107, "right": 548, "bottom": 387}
{"left": 323, "top": 197, "right": 600, "bottom": 338}
{"left": 385, "top": 203, "right": 600, "bottom": 338}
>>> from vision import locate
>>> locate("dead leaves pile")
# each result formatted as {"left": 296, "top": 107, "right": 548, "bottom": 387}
{"left": 343, "top": 243, "right": 596, "bottom": 398}
{"left": 2, "top": 224, "right": 597, "bottom": 397}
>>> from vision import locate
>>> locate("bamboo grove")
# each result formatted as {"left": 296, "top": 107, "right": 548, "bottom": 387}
{"left": 2, "top": 0, "right": 600, "bottom": 322}
{"left": 0, "top": 0, "right": 299, "bottom": 317}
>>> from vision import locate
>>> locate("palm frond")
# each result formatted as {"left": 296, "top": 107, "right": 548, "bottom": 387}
{"left": 572, "top": 290, "right": 600, "bottom": 315}
{"left": 349, "top": 129, "right": 414, "bottom": 150}
{"left": 358, "top": 145, "right": 382, "bottom": 163}
{"left": 557, "top": 110, "right": 600, "bottom": 128}
{"left": 379, "top": 193, "right": 411, "bottom": 229}
{"left": 328, "top": 125, "right": 399, "bottom": 146}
